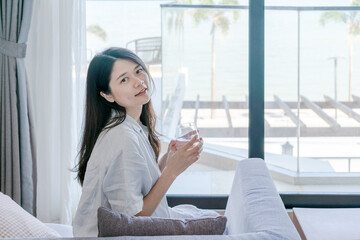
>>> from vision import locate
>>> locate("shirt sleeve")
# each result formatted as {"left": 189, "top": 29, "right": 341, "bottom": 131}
{"left": 102, "top": 132, "right": 150, "bottom": 216}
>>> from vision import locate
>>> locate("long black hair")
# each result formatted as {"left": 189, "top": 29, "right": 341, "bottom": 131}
{"left": 76, "top": 47, "right": 160, "bottom": 186}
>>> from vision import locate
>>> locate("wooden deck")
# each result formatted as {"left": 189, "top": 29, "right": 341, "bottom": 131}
{"left": 163, "top": 94, "right": 360, "bottom": 138}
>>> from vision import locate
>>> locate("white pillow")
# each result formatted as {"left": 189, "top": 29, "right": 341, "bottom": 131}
{"left": 0, "top": 192, "right": 60, "bottom": 238}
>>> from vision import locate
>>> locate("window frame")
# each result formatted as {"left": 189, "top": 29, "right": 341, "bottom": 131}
{"left": 163, "top": 2, "right": 360, "bottom": 209}
{"left": 167, "top": 193, "right": 360, "bottom": 209}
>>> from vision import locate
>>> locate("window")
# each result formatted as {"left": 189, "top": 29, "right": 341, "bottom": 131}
{"left": 161, "top": 2, "right": 249, "bottom": 195}
{"left": 264, "top": 1, "right": 360, "bottom": 195}
{"left": 86, "top": 0, "right": 360, "bottom": 208}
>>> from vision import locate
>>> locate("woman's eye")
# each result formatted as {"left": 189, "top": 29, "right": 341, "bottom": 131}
{"left": 121, "top": 77, "right": 128, "bottom": 83}
{"left": 136, "top": 68, "right": 143, "bottom": 74}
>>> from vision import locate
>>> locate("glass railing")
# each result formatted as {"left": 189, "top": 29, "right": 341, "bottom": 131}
{"left": 264, "top": 6, "right": 360, "bottom": 176}
{"left": 161, "top": 3, "right": 360, "bottom": 193}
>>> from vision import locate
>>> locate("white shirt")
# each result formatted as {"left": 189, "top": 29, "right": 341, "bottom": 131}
{"left": 73, "top": 115, "right": 170, "bottom": 237}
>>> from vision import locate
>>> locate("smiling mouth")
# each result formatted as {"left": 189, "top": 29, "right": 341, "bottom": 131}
{"left": 135, "top": 88, "right": 147, "bottom": 96}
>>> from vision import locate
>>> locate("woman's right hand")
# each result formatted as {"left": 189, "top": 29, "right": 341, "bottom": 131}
{"left": 136, "top": 135, "right": 202, "bottom": 217}
{"left": 162, "top": 135, "right": 203, "bottom": 179}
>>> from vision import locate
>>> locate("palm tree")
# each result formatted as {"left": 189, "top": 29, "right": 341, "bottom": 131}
{"left": 87, "top": 25, "right": 107, "bottom": 42}
{"left": 320, "top": 0, "right": 360, "bottom": 101}
{"left": 168, "top": 0, "right": 240, "bottom": 117}
{"left": 86, "top": 25, "right": 107, "bottom": 61}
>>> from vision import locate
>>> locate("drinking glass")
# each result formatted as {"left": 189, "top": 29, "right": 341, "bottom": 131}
{"left": 175, "top": 122, "right": 199, "bottom": 149}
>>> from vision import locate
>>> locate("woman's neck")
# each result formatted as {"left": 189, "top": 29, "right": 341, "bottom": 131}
{"left": 126, "top": 105, "right": 143, "bottom": 123}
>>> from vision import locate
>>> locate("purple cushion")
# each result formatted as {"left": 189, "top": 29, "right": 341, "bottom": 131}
{"left": 97, "top": 207, "right": 227, "bottom": 237}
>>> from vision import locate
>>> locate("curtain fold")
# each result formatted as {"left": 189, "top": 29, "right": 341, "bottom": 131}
{"left": 25, "top": 0, "right": 86, "bottom": 224}
{"left": 0, "top": 0, "right": 36, "bottom": 215}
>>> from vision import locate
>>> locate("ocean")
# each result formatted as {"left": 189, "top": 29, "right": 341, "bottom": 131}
{"left": 86, "top": 0, "right": 360, "bottom": 102}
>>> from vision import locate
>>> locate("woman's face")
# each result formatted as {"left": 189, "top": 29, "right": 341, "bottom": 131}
{"left": 101, "top": 59, "right": 150, "bottom": 110}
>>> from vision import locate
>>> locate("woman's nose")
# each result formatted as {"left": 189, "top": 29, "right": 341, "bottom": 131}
{"left": 134, "top": 77, "right": 144, "bottom": 87}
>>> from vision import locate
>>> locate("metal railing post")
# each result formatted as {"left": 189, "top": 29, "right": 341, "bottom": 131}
{"left": 249, "top": 0, "right": 264, "bottom": 159}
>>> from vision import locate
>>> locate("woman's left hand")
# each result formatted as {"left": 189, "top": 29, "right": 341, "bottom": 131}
{"left": 158, "top": 140, "right": 177, "bottom": 172}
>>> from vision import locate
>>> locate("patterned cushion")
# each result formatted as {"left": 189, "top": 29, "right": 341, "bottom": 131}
{"left": 98, "top": 207, "right": 227, "bottom": 237}
{"left": 0, "top": 192, "right": 60, "bottom": 238}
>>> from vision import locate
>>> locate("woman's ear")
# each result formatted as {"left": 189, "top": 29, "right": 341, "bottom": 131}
{"left": 100, "top": 91, "right": 115, "bottom": 103}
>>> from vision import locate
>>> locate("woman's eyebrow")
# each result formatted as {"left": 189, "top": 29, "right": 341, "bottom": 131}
{"left": 116, "top": 72, "right": 127, "bottom": 80}
{"left": 116, "top": 65, "right": 141, "bottom": 80}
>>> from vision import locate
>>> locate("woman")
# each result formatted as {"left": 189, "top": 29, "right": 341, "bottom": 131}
{"left": 73, "top": 47, "right": 208, "bottom": 237}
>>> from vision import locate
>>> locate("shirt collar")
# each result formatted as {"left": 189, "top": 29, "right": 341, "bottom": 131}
{"left": 125, "top": 114, "right": 143, "bottom": 133}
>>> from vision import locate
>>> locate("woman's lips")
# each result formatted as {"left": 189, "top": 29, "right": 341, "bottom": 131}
{"left": 135, "top": 89, "right": 147, "bottom": 96}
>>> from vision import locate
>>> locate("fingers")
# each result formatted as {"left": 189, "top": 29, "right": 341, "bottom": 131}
{"left": 170, "top": 141, "right": 177, "bottom": 152}
{"left": 188, "top": 138, "right": 203, "bottom": 155}
{"left": 165, "top": 138, "right": 204, "bottom": 177}
{"left": 181, "top": 139, "right": 203, "bottom": 166}
{"left": 168, "top": 140, "right": 176, "bottom": 148}
{"left": 181, "top": 134, "right": 198, "bottom": 150}
{"left": 197, "top": 139, "right": 204, "bottom": 153}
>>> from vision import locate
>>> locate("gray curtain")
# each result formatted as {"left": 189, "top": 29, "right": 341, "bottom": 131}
{"left": 0, "top": 0, "right": 36, "bottom": 215}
